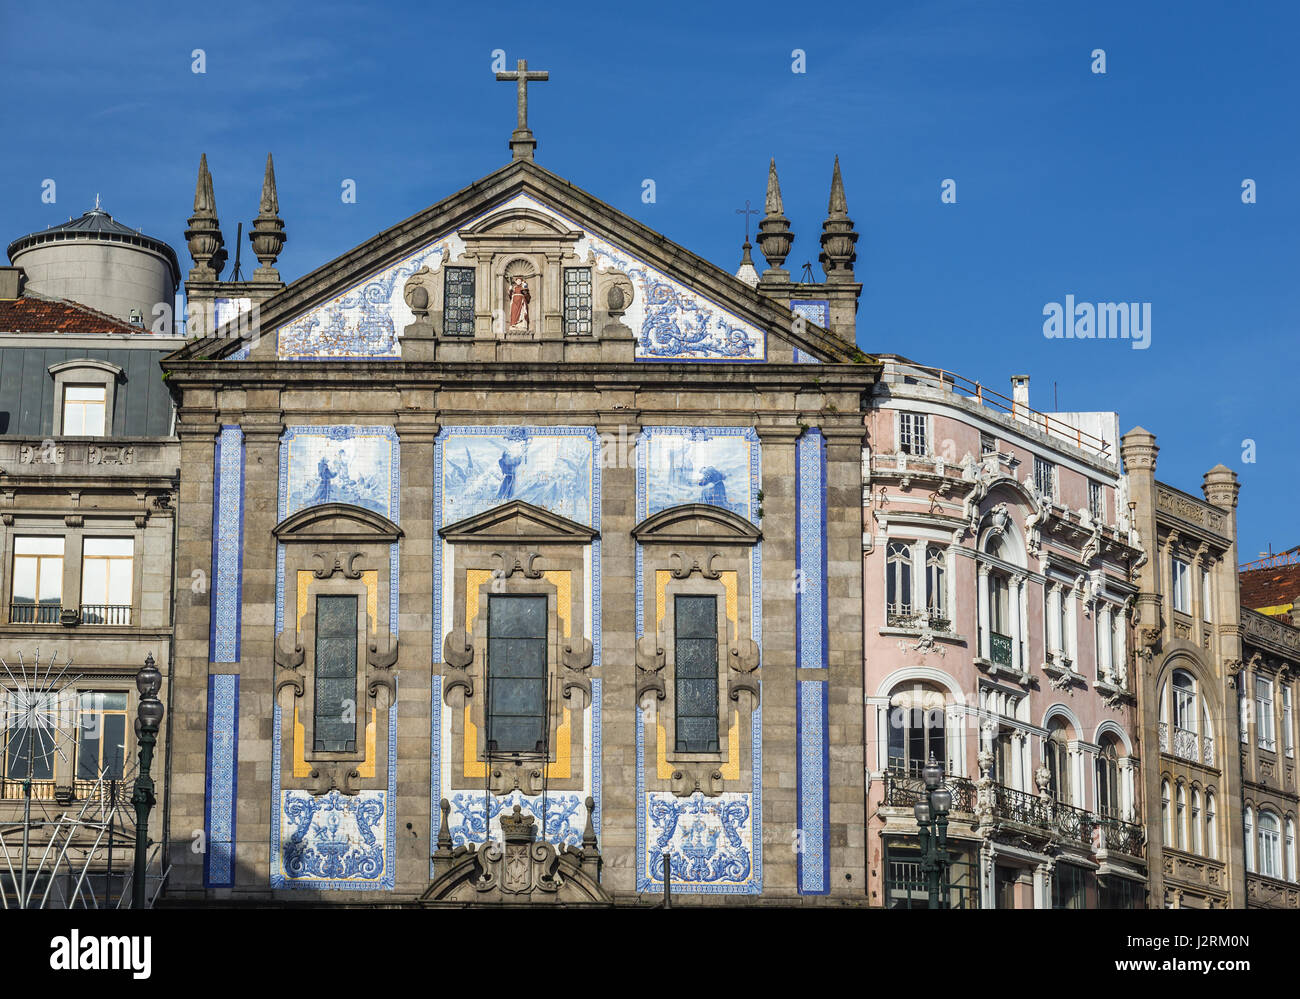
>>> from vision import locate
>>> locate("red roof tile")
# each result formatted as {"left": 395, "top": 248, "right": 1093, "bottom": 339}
{"left": 0, "top": 294, "right": 148, "bottom": 336}
{"left": 1240, "top": 560, "right": 1300, "bottom": 614}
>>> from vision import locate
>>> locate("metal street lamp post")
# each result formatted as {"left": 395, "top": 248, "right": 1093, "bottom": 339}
{"left": 132, "top": 654, "right": 165, "bottom": 909}
{"left": 913, "top": 752, "right": 953, "bottom": 909}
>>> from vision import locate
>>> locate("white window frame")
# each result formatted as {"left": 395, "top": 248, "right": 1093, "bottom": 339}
{"left": 1033, "top": 457, "right": 1056, "bottom": 502}
{"left": 885, "top": 541, "right": 914, "bottom": 623}
{"left": 897, "top": 412, "right": 929, "bottom": 457}
{"left": 924, "top": 543, "right": 948, "bottom": 623}
{"left": 1257, "top": 676, "right": 1276, "bottom": 752}
{"left": 1206, "top": 793, "right": 1217, "bottom": 859}
{"left": 1087, "top": 481, "right": 1103, "bottom": 521}
{"left": 1283, "top": 684, "right": 1294, "bottom": 758}
{"left": 1171, "top": 557, "right": 1191, "bottom": 614}
{"left": 1258, "top": 811, "right": 1282, "bottom": 880}
{"left": 48, "top": 358, "right": 121, "bottom": 436}
{"left": 1245, "top": 807, "right": 1255, "bottom": 872}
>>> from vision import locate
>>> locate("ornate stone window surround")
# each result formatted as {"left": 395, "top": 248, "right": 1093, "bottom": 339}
{"left": 48, "top": 359, "right": 122, "bottom": 437}
{"left": 437, "top": 499, "right": 597, "bottom": 797}
{"left": 632, "top": 503, "right": 761, "bottom": 789}
{"left": 877, "top": 519, "right": 958, "bottom": 636}
{"left": 271, "top": 503, "right": 401, "bottom": 777}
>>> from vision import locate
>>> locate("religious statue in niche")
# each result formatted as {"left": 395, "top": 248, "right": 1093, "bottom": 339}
{"left": 507, "top": 275, "right": 531, "bottom": 333}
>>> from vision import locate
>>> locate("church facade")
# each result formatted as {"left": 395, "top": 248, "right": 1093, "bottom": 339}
{"left": 163, "top": 78, "right": 877, "bottom": 904}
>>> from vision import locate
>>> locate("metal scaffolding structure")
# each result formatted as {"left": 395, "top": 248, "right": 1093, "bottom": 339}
{"left": 0, "top": 649, "right": 169, "bottom": 908}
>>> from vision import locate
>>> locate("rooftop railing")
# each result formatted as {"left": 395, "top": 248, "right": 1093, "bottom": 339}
{"left": 879, "top": 357, "right": 1113, "bottom": 459}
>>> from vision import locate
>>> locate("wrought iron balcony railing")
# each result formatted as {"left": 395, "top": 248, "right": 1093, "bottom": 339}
{"left": 989, "top": 782, "right": 1095, "bottom": 845}
{"left": 1099, "top": 817, "right": 1146, "bottom": 858}
{"left": 989, "top": 631, "right": 1013, "bottom": 666}
{"left": 8, "top": 603, "right": 62, "bottom": 625}
{"left": 78, "top": 604, "right": 132, "bottom": 626}
{"left": 882, "top": 770, "right": 977, "bottom": 814}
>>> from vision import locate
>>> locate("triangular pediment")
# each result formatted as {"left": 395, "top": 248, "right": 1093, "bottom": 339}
{"left": 168, "top": 159, "right": 862, "bottom": 365}
{"left": 272, "top": 502, "right": 403, "bottom": 543}
{"left": 440, "top": 499, "right": 598, "bottom": 545}
{"left": 631, "top": 503, "right": 762, "bottom": 545}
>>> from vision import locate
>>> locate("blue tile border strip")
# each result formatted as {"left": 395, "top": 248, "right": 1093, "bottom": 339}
{"left": 204, "top": 673, "right": 239, "bottom": 887}
{"left": 634, "top": 426, "right": 763, "bottom": 894}
{"left": 796, "top": 428, "right": 829, "bottom": 671}
{"left": 210, "top": 426, "right": 245, "bottom": 663}
{"left": 796, "top": 679, "right": 830, "bottom": 894}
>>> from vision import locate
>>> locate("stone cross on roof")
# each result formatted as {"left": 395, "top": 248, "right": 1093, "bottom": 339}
{"left": 496, "top": 58, "right": 549, "bottom": 161}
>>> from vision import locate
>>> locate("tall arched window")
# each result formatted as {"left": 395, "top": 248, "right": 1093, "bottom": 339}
{"left": 1172, "top": 670, "right": 1197, "bottom": 732}
{"left": 1044, "top": 721, "right": 1072, "bottom": 804}
{"left": 886, "top": 684, "right": 947, "bottom": 777}
{"left": 1161, "top": 780, "right": 1172, "bottom": 842}
{"left": 1096, "top": 738, "right": 1120, "bottom": 818}
{"left": 1190, "top": 789, "right": 1203, "bottom": 855}
{"left": 886, "top": 542, "right": 913, "bottom": 624}
{"left": 1175, "top": 784, "right": 1186, "bottom": 850}
{"left": 1206, "top": 792, "right": 1217, "bottom": 859}
{"left": 1244, "top": 807, "right": 1255, "bottom": 872}
{"left": 1258, "top": 811, "right": 1282, "bottom": 879}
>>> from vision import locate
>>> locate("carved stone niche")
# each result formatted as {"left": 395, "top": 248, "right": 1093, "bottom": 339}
{"left": 439, "top": 499, "right": 598, "bottom": 798}
{"left": 271, "top": 502, "right": 402, "bottom": 796}
{"left": 632, "top": 504, "right": 762, "bottom": 797}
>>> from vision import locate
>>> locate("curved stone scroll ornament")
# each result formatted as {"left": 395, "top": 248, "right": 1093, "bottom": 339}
{"left": 313, "top": 551, "right": 363, "bottom": 579}
{"left": 367, "top": 636, "right": 398, "bottom": 701}
{"left": 561, "top": 636, "right": 594, "bottom": 706}
{"left": 669, "top": 550, "right": 723, "bottom": 580}
{"left": 274, "top": 633, "right": 306, "bottom": 698}
{"left": 442, "top": 632, "right": 475, "bottom": 707}
{"left": 726, "top": 623, "right": 761, "bottom": 708}
{"left": 635, "top": 629, "right": 667, "bottom": 705}
{"left": 493, "top": 549, "right": 544, "bottom": 579}
{"left": 671, "top": 765, "right": 725, "bottom": 798}
{"left": 306, "top": 763, "right": 363, "bottom": 797}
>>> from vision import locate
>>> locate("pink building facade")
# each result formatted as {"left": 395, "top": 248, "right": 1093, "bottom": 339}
{"left": 863, "top": 358, "right": 1147, "bottom": 908}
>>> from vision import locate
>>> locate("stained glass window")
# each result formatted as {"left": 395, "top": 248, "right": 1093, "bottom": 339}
{"left": 564, "top": 267, "right": 593, "bottom": 335}
{"left": 443, "top": 266, "right": 476, "bottom": 337}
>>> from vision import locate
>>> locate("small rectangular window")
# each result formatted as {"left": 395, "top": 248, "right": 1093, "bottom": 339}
{"left": 1088, "top": 481, "right": 1104, "bottom": 521}
{"left": 11, "top": 537, "right": 64, "bottom": 624}
{"left": 1034, "top": 458, "right": 1056, "bottom": 501}
{"left": 63, "top": 384, "right": 106, "bottom": 436}
{"left": 443, "top": 266, "right": 476, "bottom": 336}
{"left": 314, "top": 595, "right": 359, "bottom": 752}
{"left": 76, "top": 691, "right": 129, "bottom": 780}
{"left": 980, "top": 432, "right": 997, "bottom": 457}
{"left": 898, "top": 413, "right": 928, "bottom": 456}
{"left": 563, "top": 267, "right": 593, "bottom": 335}
{"left": 1257, "top": 677, "right": 1276, "bottom": 752}
{"left": 487, "top": 594, "right": 548, "bottom": 755}
{"left": 1171, "top": 557, "right": 1191, "bottom": 614}
{"left": 674, "top": 595, "right": 719, "bottom": 753}
{"left": 80, "top": 537, "right": 133, "bottom": 625}
{"left": 3, "top": 690, "right": 58, "bottom": 782}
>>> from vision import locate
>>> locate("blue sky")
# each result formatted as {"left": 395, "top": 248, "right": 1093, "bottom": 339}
{"left": 1, "top": 0, "right": 1295, "bottom": 561}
